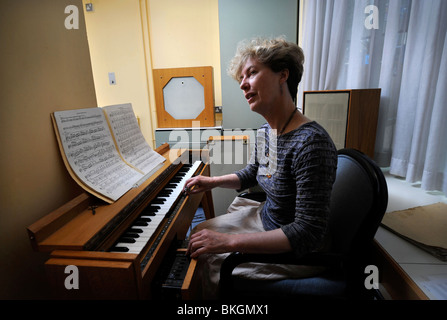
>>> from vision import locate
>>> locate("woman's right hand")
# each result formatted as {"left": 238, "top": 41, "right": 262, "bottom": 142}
{"left": 183, "top": 175, "right": 216, "bottom": 194}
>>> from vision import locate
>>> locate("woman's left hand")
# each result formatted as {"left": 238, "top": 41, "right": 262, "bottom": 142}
{"left": 187, "top": 229, "right": 233, "bottom": 258}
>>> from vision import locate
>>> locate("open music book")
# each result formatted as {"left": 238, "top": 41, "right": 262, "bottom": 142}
{"left": 52, "top": 103, "right": 166, "bottom": 203}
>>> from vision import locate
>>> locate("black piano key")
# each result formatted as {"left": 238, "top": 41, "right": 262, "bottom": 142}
{"left": 110, "top": 246, "right": 129, "bottom": 252}
{"left": 141, "top": 211, "right": 156, "bottom": 216}
{"left": 143, "top": 205, "right": 158, "bottom": 211}
{"left": 119, "top": 237, "right": 136, "bottom": 243}
{"left": 134, "top": 220, "right": 149, "bottom": 227}
{"left": 123, "top": 232, "right": 140, "bottom": 238}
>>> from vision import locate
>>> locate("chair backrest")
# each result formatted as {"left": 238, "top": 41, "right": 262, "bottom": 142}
{"left": 328, "top": 149, "right": 388, "bottom": 255}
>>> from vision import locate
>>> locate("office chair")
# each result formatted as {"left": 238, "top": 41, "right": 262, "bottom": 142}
{"left": 219, "top": 149, "right": 388, "bottom": 299}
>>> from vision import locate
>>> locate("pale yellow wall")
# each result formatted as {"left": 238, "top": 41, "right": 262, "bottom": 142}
{"left": 82, "top": 0, "right": 155, "bottom": 146}
{"left": 82, "top": 0, "right": 222, "bottom": 148}
{"left": 0, "top": 0, "right": 97, "bottom": 299}
{"left": 148, "top": 0, "right": 222, "bottom": 106}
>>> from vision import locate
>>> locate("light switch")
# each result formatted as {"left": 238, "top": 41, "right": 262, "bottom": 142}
{"left": 108, "top": 72, "right": 116, "bottom": 85}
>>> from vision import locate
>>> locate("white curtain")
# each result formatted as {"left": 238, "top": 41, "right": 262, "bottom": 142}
{"left": 299, "top": 0, "right": 447, "bottom": 195}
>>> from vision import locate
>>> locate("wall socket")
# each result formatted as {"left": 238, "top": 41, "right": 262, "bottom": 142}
{"left": 108, "top": 72, "right": 116, "bottom": 85}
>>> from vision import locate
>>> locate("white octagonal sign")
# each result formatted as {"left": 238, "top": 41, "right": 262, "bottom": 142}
{"left": 163, "top": 77, "right": 205, "bottom": 120}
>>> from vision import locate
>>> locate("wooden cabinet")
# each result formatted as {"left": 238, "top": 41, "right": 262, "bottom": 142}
{"left": 303, "top": 89, "right": 381, "bottom": 158}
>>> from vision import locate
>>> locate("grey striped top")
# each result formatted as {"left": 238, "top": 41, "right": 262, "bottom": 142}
{"left": 235, "top": 121, "right": 337, "bottom": 257}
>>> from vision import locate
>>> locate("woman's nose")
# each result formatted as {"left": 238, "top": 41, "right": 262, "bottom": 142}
{"left": 240, "top": 77, "right": 249, "bottom": 90}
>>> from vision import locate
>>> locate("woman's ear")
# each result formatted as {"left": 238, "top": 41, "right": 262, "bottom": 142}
{"left": 279, "top": 69, "right": 289, "bottom": 85}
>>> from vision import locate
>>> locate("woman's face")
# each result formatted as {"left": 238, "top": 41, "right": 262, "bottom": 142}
{"left": 239, "top": 57, "right": 284, "bottom": 115}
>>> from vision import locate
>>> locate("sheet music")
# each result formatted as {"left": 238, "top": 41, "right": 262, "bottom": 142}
{"left": 102, "top": 103, "right": 165, "bottom": 175}
{"left": 53, "top": 108, "right": 144, "bottom": 202}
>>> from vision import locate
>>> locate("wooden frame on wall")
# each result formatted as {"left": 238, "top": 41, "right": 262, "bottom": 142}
{"left": 153, "top": 66, "right": 215, "bottom": 128}
{"left": 302, "top": 89, "right": 381, "bottom": 159}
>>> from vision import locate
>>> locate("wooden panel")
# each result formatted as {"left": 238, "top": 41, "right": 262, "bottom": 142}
{"left": 345, "top": 89, "right": 381, "bottom": 158}
{"left": 372, "top": 241, "right": 429, "bottom": 300}
{"left": 181, "top": 255, "right": 201, "bottom": 300}
{"left": 153, "top": 66, "right": 215, "bottom": 128}
{"left": 45, "top": 257, "right": 139, "bottom": 300}
{"left": 197, "top": 164, "right": 215, "bottom": 220}
{"left": 27, "top": 193, "right": 91, "bottom": 251}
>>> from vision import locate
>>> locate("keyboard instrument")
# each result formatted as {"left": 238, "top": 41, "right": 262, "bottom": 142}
{"left": 110, "top": 161, "right": 201, "bottom": 255}
{"left": 27, "top": 145, "right": 214, "bottom": 299}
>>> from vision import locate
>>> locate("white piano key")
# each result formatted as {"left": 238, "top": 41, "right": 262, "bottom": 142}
{"left": 110, "top": 161, "right": 201, "bottom": 254}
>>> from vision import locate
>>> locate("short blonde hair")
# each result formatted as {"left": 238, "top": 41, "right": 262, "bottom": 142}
{"left": 228, "top": 37, "right": 304, "bottom": 101}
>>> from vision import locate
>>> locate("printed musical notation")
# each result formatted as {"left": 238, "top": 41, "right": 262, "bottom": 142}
{"left": 53, "top": 106, "right": 163, "bottom": 202}
{"left": 102, "top": 103, "right": 165, "bottom": 175}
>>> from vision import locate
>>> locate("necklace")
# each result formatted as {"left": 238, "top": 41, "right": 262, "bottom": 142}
{"left": 266, "top": 108, "right": 297, "bottom": 179}
{"left": 279, "top": 108, "right": 297, "bottom": 135}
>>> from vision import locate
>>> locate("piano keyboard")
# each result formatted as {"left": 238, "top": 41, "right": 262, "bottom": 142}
{"left": 109, "top": 161, "right": 201, "bottom": 254}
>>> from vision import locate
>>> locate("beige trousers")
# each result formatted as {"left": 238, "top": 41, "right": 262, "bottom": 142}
{"left": 191, "top": 197, "right": 325, "bottom": 299}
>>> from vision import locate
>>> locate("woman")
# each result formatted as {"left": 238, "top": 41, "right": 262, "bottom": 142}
{"left": 184, "top": 37, "right": 337, "bottom": 297}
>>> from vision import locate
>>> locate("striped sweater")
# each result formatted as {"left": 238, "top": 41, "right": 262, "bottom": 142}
{"left": 235, "top": 121, "right": 337, "bottom": 257}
